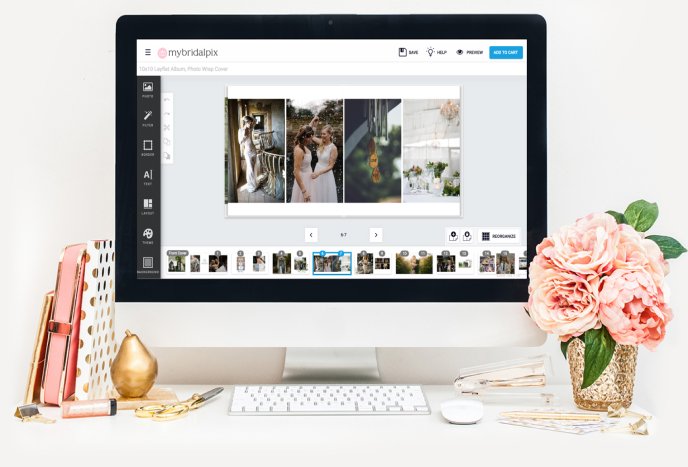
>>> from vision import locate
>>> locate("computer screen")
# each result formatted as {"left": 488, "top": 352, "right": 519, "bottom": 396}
{"left": 117, "top": 15, "right": 546, "bottom": 307}
{"left": 134, "top": 39, "right": 528, "bottom": 281}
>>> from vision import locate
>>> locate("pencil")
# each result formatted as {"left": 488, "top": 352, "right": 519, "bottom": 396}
{"left": 500, "top": 411, "right": 601, "bottom": 421}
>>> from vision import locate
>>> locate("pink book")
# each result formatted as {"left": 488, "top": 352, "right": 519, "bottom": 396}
{"left": 41, "top": 244, "right": 87, "bottom": 405}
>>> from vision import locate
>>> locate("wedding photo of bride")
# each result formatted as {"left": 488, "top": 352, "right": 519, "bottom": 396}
{"left": 294, "top": 256, "right": 308, "bottom": 273}
{"left": 225, "top": 98, "right": 286, "bottom": 204}
{"left": 253, "top": 254, "right": 266, "bottom": 272}
{"left": 395, "top": 252, "right": 433, "bottom": 275}
{"left": 356, "top": 251, "right": 374, "bottom": 274}
{"left": 167, "top": 253, "right": 186, "bottom": 273}
{"left": 273, "top": 252, "right": 292, "bottom": 274}
{"left": 313, "top": 252, "right": 351, "bottom": 274}
{"left": 479, "top": 252, "right": 496, "bottom": 273}
{"left": 436, "top": 255, "right": 456, "bottom": 273}
{"left": 208, "top": 254, "right": 228, "bottom": 273}
{"left": 496, "top": 251, "right": 515, "bottom": 275}
{"left": 286, "top": 98, "right": 344, "bottom": 203}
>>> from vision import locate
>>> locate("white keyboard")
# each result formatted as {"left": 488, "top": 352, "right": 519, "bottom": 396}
{"left": 229, "top": 384, "right": 430, "bottom": 415}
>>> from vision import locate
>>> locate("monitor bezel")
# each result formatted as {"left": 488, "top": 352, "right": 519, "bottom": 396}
{"left": 115, "top": 14, "right": 547, "bottom": 303}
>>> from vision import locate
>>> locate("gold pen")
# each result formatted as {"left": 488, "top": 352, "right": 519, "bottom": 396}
{"left": 500, "top": 411, "right": 601, "bottom": 421}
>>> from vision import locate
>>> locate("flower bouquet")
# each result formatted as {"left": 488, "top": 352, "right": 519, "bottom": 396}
{"left": 403, "top": 165, "right": 424, "bottom": 193}
{"left": 425, "top": 161, "right": 448, "bottom": 179}
{"left": 527, "top": 200, "right": 685, "bottom": 409}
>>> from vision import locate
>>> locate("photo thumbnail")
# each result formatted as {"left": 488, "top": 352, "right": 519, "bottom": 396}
{"left": 402, "top": 98, "right": 462, "bottom": 205}
{"left": 396, "top": 251, "right": 433, "bottom": 275}
{"left": 344, "top": 99, "right": 402, "bottom": 203}
{"left": 479, "top": 251, "right": 495, "bottom": 273}
{"left": 313, "top": 252, "right": 351, "bottom": 275}
{"left": 496, "top": 251, "right": 516, "bottom": 275}
{"left": 294, "top": 256, "right": 308, "bottom": 273}
{"left": 190, "top": 255, "right": 200, "bottom": 273}
{"left": 375, "top": 258, "right": 391, "bottom": 271}
{"left": 167, "top": 252, "right": 187, "bottom": 273}
{"left": 209, "top": 254, "right": 228, "bottom": 273}
{"left": 273, "top": 252, "right": 292, "bottom": 274}
{"left": 287, "top": 99, "right": 344, "bottom": 203}
{"left": 225, "top": 98, "right": 286, "bottom": 204}
{"left": 356, "top": 251, "right": 374, "bottom": 274}
{"left": 436, "top": 254, "right": 456, "bottom": 273}
{"left": 253, "top": 254, "right": 266, "bottom": 272}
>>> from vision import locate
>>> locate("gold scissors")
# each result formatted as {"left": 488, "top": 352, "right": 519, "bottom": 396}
{"left": 135, "top": 387, "right": 224, "bottom": 421}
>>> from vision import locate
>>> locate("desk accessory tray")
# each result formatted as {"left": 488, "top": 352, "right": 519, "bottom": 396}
{"left": 73, "top": 240, "right": 117, "bottom": 401}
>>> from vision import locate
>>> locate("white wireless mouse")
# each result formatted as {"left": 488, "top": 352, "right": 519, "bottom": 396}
{"left": 440, "top": 398, "right": 484, "bottom": 425}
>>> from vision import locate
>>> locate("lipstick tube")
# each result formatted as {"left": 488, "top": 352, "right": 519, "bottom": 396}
{"left": 62, "top": 399, "right": 117, "bottom": 418}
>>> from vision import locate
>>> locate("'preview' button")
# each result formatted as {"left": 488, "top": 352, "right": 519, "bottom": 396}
{"left": 489, "top": 46, "right": 523, "bottom": 59}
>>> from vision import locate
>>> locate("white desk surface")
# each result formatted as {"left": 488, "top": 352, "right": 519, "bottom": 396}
{"left": 6, "top": 385, "right": 665, "bottom": 466}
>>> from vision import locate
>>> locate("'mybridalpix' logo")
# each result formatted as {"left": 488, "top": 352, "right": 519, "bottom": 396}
{"left": 158, "top": 48, "right": 219, "bottom": 59}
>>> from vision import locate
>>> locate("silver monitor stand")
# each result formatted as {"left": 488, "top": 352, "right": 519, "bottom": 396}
{"left": 282, "top": 348, "right": 381, "bottom": 383}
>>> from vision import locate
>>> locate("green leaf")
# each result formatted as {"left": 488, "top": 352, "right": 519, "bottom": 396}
{"left": 582, "top": 327, "right": 616, "bottom": 389}
{"left": 646, "top": 235, "right": 688, "bottom": 260}
{"left": 606, "top": 210, "right": 626, "bottom": 224}
{"left": 624, "top": 200, "right": 658, "bottom": 232}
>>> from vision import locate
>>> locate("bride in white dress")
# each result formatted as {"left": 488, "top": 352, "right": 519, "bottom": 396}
{"left": 239, "top": 115, "right": 261, "bottom": 193}
{"left": 309, "top": 120, "right": 339, "bottom": 203}
{"left": 290, "top": 125, "right": 315, "bottom": 203}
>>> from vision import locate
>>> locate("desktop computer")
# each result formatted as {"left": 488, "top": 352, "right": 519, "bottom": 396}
{"left": 115, "top": 15, "right": 547, "bottom": 412}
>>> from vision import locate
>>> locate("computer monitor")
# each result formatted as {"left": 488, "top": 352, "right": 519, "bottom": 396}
{"left": 115, "top": 15, "right": 547, "bottom": 379}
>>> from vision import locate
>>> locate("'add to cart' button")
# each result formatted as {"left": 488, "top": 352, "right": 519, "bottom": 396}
{"left": 489, "top": 46, "right": 523, "bottom": 59}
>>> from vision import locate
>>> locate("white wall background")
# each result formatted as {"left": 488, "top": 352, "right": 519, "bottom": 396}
{"left": 2, "top": 0, "right": 687, "bottom": 451}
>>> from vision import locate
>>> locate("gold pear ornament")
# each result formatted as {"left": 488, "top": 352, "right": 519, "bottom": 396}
{"left": 111, "top": 330, "right": 158, "bottom": 398}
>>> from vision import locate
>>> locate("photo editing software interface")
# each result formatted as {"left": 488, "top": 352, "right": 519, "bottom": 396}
{"left": 135, "top": 40, "right": 527, "bottom": 279}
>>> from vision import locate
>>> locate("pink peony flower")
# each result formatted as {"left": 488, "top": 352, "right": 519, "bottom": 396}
{"left": 599, "top": 268, "right": 672, "bottom": 350}
{"left": 528, "top": 261, "right": 601, "bottom": 340}
{"left": 536, "top": 212, "right": 619, "bottom": 277}
{"left": 614, "top": 224, "right": 669, "bottom": 285}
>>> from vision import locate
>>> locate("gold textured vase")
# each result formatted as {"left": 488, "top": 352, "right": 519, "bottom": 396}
{"left": 567, "top": 338, "right": 637, "bottom": 411}
{"left": 110, "top": 330, "right": 158, "bottom": 398}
